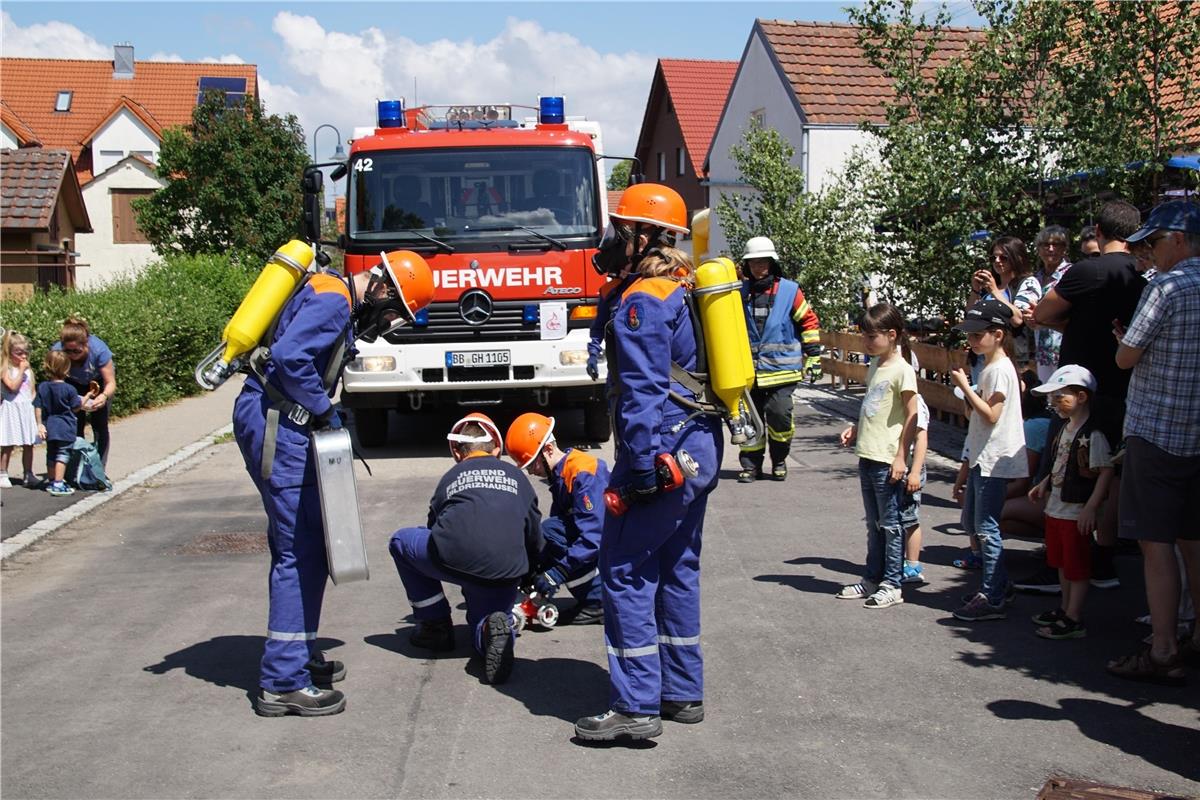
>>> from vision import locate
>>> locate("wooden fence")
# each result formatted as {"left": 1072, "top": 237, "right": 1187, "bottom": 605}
{"left": 819, "top": 331, "right": 969, "bottom": 425}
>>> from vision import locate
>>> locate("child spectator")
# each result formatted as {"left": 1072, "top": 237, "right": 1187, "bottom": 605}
{"left": 949, "top": 299, "right": 1028, "bottom": 621}
{"left": 1026, "top": 365, "right": 1113, "bottom": 639}
{"left": 837, "top": 303, "right": 919, "bottom": 609}
{"left": 33, "top": 350, "right": 82, "bottom": 497}
{"left": 505, "top": 412, "right": 607, "bottom": 624}
{"left": 901, "top": 393, "right": 930, "bottom": 584}
{"left": 1, "top": 331, "right": 39, "bottom": 487}
{"left": 387, "top": 413, "right": 543, "bottom": 685}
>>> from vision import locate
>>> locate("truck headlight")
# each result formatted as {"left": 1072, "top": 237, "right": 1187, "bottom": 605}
{"left": 354, "top": 356, "right": 396, "bottom": 372}
{"left": 559, "top": 350, "right": 589, "bottom": 366}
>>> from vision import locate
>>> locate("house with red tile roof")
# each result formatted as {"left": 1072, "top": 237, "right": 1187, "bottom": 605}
{"left": 0, "top": 45, "right": 258, "bottom": 288}
{"left": 633, "top": 59, "right": 738, "bottom": 225}
{"left": 0, "top": 148, "right": 92, "bottom": 300}
{"left": 703, "top": 19, "right": 981, "bottom": 255}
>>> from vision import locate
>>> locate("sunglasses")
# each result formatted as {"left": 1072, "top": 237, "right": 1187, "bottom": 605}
{"left": 62, "top": 346, "right": 85, "bottom": 355}
{"left": 1145, "top": 231, "right": 1171, "bottom": 248}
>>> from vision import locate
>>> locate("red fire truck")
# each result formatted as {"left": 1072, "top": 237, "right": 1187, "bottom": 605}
{"left": 311, "top": 97, "right": 612, "bottom": 446}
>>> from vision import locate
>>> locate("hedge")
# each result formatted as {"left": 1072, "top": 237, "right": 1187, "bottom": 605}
{"left": 0, "top": 253, "right": 257, "bottom": 418}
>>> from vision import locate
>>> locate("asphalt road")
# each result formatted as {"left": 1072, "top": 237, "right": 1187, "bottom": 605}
{"left": 1, "top": 479, "right": 98, "bottom": 540}
{"left": 2, "top": 389, "right": 1197, "bottom": 799}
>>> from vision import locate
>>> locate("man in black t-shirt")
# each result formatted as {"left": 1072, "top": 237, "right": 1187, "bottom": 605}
{"left": 1034, "top": 200, "right": 1146, "bottom": 589}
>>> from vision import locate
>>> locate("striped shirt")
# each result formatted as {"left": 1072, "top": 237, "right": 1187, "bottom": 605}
{"left": 1122, "top": 257, "right": 1200, "bottom": 456}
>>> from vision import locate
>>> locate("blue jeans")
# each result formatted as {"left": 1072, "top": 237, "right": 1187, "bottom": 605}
{"left": 858, "top": 458, "right": 905, "bottom": 589}
{"left": 963, "top": 466, "right": 1009, "bottom": 605}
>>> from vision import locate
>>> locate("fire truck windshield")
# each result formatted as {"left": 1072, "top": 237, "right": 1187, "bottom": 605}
{"left": 349, "top": 146, "right": 599, "bottom": 245}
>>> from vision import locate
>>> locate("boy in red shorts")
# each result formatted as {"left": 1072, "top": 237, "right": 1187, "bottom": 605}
{"left": 1027, "top": 365, "right": 1114, "bottom": 639}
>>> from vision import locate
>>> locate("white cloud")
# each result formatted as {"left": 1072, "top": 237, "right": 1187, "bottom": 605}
{"left": 147, "top": 51, "right": 246, "bottom": 64}
{"left": 0, "top": 11, "right": 110, "bottom": 59}
{"left": 261, "top": 13, "right": 655, "bottom": 162}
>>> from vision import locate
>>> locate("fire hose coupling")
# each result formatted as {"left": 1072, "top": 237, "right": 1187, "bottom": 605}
{"left": 604, "top": 452, "right": 688, "bottom": 516}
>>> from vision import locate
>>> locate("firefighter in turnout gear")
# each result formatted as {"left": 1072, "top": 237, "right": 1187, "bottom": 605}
{"left": 738, "top": 236, "right": 822, "bottom": 483}
{"left": 574, "top": 183, "right": 722, "bottom": 743}
{"left": 506, "top": 412, "right": 607, "bottom": 625}
{"left": 233, "top": 248, "right": 434, "bottom": 717}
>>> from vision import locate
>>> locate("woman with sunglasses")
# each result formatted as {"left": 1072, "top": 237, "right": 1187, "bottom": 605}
{"left": 51, "top": 316, "right": 116, "bottom": 466}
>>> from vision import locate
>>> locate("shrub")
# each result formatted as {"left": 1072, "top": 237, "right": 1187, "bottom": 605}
{"left": 0, "top": 253, "right": 256, "bottom": 417}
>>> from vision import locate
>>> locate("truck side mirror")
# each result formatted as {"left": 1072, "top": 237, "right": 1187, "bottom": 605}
{"left": 301, "top": 167, "right": 324, "bottom": 243}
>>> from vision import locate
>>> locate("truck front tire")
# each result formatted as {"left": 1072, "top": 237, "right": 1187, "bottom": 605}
{"left": 584, "top": 400, "right": 611, "bottom": 443}
{"left": 353, "top": 408, "right": 389, "bottom": 448}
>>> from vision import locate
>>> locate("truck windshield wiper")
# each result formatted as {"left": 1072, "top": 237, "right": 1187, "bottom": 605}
{"left": 397, "top": 229, "right": 455, "bottom": 253}
{"left": 472, "top": 224, "right": 567, "bottom": 251}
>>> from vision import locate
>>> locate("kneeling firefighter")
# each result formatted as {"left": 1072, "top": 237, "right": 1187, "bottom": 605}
{"left": 231, "top": 245, "right": 434, "bottom": 717}
{"left": 574, "top": 183, "right": 723, "bottom": 742}
{"left": 738, "top": 236, "right": 822, "bottom": 483}
{"left": 506, "top": 412, "right": 608, "bottom": 625}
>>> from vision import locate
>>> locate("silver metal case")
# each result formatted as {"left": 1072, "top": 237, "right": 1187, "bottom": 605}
{"left": 311, "top": 428, "right": 369, "bottom": 584}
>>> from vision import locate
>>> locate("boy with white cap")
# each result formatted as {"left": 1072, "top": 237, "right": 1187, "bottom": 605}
{"left": 1027, "top": 365, "right": 1114, "bottom": 640}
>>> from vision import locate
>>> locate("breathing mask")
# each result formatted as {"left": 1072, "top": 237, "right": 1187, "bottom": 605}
{"left": 592, "top": 223, "right": 632, "bottom": 276}
{"left": 351, "top": 265, "right": 413, "bottom": 343}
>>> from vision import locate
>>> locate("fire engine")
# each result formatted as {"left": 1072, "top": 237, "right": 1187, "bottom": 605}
{"left": 305, "top": 97, "right": 614, "bottom": 447}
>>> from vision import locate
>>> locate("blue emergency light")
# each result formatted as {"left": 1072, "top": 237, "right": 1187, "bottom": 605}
{"left": 378, "top": 99, "right": 405, "bottom": 129}
{"left": 413, "top": 308, "right": 429, "bottom": 327}
{"left": 539, "top": 96, "right": 565, "bottom": 125}
{"left": 522, "top": 304, "right": 540, "bottom": 324}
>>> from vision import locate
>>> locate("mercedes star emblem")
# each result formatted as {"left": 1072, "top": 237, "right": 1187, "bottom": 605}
{"left": 459, "top": 289, "right": 494, "bottom": 326}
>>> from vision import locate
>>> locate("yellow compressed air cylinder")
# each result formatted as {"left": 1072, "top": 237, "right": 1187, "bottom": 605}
{"left": 218, "top": 240, "right": 315, "bottom": 365}
{"left": 691, "top": 209, "right": 710, "bottom": 264}
{"left": 694, "top": 256, "right": 755, "bottom": 422}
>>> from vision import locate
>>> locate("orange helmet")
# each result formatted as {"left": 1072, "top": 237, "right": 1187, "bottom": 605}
{"left": 505, "top": 412, "right": 555, "bottom": 470}
{"left": 610, "top": 183, "right": 688, "bottom": 235}
{"left": 447, "top": 411, "right": 503, "bottom": 456}
{"left": 379, "top": 250, "right": 435, "bottom": 319}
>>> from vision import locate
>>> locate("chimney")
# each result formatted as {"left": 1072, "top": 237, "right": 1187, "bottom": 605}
{"left": 113, "top": 44, "right": 134, "bottom": 79}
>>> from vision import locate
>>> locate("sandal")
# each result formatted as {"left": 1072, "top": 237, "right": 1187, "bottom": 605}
{"left": 771, "top": 462, "right": 788, "bottom": 481}
{"left": 1036, "top": 616, "right": 1086, "bottom": 640}
{"left": 953, "top": 552, "right": 983, "bottom": 570}
{"left": 1106, "top": 648, "right": 1186, "bottom": 686}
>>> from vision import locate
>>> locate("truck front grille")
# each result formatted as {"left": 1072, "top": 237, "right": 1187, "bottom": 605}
{"left": 381, "top": 299, "right": 592, "bottom": 344}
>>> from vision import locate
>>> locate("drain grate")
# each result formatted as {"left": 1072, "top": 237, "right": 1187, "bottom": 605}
{"left": 177, "top": 532, "right": 268, "bottom": 555}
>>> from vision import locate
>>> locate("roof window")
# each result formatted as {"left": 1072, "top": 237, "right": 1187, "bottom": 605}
{"left": 196, "top": 76, "right": 247, "bottom": 108}
{"left": 55, "top": 91, "right": 73, "bottom": 112}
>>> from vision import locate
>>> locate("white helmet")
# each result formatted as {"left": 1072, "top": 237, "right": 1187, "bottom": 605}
{"left": 741, "top": 236, "right": 779, "bottom": 262}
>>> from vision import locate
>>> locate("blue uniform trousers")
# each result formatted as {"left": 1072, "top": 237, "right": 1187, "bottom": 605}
{"left": 234, "top": 391, "right": 328, "bottom": 694}
{"left": 602, "top": 415, "right": 722, "bottom": 716}
{"left": 539, "top": 517, "right": 602, "bottom": 604}
{"left": 389, "top": 526, "right": 518, "bottom": 654}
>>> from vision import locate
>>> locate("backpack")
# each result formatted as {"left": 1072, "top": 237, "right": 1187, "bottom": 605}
{"left": 66, "top": 437, "right": 113, "bottom": 491}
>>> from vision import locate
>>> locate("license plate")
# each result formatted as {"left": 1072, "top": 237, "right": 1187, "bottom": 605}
{"left": 446, "top": 350, "right": 511, "bottom": 368}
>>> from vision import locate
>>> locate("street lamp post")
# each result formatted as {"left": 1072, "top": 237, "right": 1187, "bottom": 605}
{"left": 312, "top": 123, "right": 345, "bottom": 161}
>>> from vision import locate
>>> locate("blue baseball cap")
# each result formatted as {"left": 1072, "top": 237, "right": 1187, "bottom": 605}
{"left": 1126, "top": 200, "right": 1200, "bottom": 243}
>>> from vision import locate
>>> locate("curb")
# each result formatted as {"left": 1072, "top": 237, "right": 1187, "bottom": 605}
{"left": 1, "top": 423, "right": 233, "bottom": 562}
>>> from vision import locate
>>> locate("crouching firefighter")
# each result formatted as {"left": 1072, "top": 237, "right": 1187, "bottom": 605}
{"left": 230, "top": 245, "right": 435, "bottom": 717}
{"left": 388, "top": 412, "right": 544, "bottom": 686}
{"left": 506, "top": 412, "right": 607, "bottom": 625}
{"left": 574, "top": 183, "right": 724, "bottom": 742}
{"left": 738, "top": 236, "right": 822, "bottom": 483}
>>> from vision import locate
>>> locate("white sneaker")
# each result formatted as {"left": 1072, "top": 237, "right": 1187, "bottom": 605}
{"left": 864, "top": 585, "right": 904, "bottom": 609}
{"left": 0, "top": 473, "right": 11, "bottom": 488}
{"left": 836, "top": 581, "right": 876, "bottom": 600}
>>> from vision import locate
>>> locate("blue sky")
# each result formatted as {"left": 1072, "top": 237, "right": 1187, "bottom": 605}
{"left": 2, "top": 2, "right": 983, "bottom": 158}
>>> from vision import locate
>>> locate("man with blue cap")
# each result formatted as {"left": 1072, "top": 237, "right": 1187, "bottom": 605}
{"left": 1109, "top": 200, "right": 1200, "bottom": 687}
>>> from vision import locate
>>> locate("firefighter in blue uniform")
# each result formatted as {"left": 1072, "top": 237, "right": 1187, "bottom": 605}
{"left": 234, "top": 250, "right": 433, "bottom": 717}
{"left": 506, "top": 412, "right": 607, "bottom": 624}
{"left": 389, "top": 412, "right": 544, "bottom": 686}
{"left": 738, "top": 236, "right": 822, "bottom": 482}
{"left": 574, "top": 183, "right": 722, "bottom": 742}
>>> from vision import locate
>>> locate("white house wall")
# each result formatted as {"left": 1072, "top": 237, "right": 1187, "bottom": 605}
{"left": 705, "top": 30, "right": 805, "bottom": 256}
{"left": 806, "top": 126, "right": 874, "bottom": 192}
{"left": 91, "top": 109, "right": 159, "bottom": 177}
{"left": 1, "top": 123, "right": 20, "bottom": 149}
{"left": 76, "top": 159, "right": 162, "bottom": 288}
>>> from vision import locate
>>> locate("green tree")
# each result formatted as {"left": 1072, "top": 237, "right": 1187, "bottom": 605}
{"left": 606, "top": 159, "right": 632, "bottom": 191}
{"left": 715, "top": 126, "right": 873, "bottom": 327}
{"left": 135, "top": 93, "right": 309, "bottom": 263}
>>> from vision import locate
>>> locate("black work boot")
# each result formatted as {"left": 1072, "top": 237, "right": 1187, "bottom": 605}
{"left": 575, "top": 709, "right": 663, "bottom": 741}
{"left": 410, "top": 617, "right": 455, "bottom": 652}
{"left": 661, "top": 700, "right": 705, "bottom": 724}
{"left": 305, "top": 656, "right": 346, "bottom": 687}
{"left": 255, "top": 685, "right": 346, "bottom": 717}
{"left": 482, "top": 612, "right": 514, "bottom": 685}
{"left": 563, "top": 603, "right": 604, "bottom": 626}
{"left": 771, "top": 461, "right": 788, "bottom": 481}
